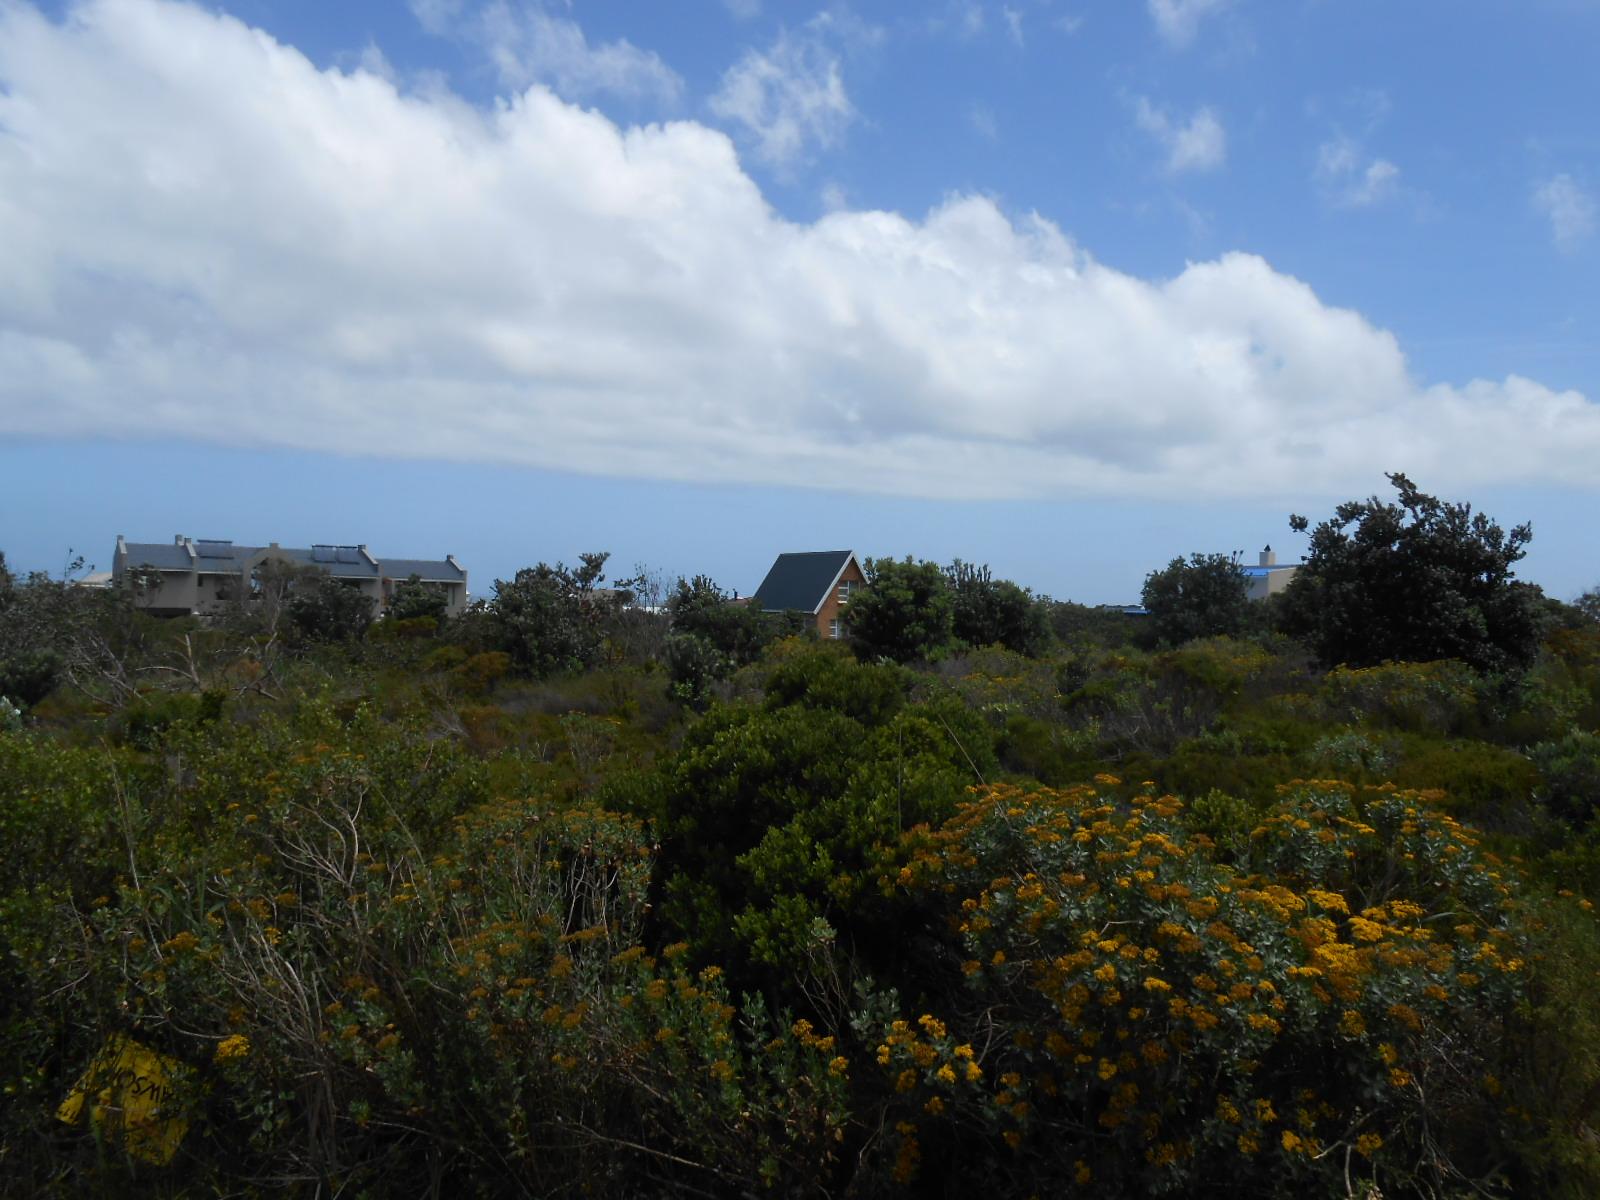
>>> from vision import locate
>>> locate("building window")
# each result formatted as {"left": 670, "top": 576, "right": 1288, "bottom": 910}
{"left": 838, "top": 579, "right": 857, "bottom": 603}
{"left": 828, "top": 618, "right": 841, "bottom": 639}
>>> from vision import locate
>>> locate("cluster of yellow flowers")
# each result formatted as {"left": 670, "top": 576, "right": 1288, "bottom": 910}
{"left": 868, "top": 778, "right": 1526, "bottom": 1189}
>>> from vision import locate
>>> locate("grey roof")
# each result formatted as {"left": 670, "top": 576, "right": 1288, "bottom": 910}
{"left": 380, "top": 558, "right": 466, "bottom": 582}
{"left": 753, "top": 550, "right": 855, "bottom": 614}
{"left": 119, "top": 539, "right": 460, "bottom": 582}
{"left": 268, "top": 548, "right": 377, "bottom": 579}
{"left": 120, "top": 542, "right": 202, "bottom": 571}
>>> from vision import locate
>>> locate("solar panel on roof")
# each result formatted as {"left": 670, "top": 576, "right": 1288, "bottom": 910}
{"left": 195, "top": 540, "right": 233, "bottom": 559}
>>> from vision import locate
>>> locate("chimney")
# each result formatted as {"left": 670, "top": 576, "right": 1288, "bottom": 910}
{"left": 1260, "top": 545, "right": 1276, "bottom": 567}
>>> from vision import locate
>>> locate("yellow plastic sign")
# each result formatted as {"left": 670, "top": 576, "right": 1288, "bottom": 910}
{"left": 57, "top": 1035, "right": 192, "bottom": 1165}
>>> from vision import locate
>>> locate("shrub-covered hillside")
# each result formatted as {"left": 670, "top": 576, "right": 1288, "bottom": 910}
{"left": 4, "top": 508, "right": 1600, "bottom": 1197}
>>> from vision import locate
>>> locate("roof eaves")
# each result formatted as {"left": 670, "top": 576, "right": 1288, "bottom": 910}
{"left": 812, "top": 551, "right": 861, "bottom": 616}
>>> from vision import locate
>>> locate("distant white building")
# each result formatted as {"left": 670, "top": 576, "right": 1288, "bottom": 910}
{"left": 112, "top": 535, "right": 468, "bottom": 618}
{"left": 1241, "top": 545, "right": 1299, "bottom": 601}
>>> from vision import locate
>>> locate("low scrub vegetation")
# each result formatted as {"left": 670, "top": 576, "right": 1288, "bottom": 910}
{"left": 3, "top": 512, "right": 1600, "bottom": 1196}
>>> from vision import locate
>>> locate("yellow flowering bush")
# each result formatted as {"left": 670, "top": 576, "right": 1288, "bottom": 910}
{"left": 872, "top": 779, "right": 1525, "bottom": 1195}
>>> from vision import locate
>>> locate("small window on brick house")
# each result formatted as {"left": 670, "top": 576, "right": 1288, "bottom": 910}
{"left": 828, "top": 618, "right": 841, "bottom": 639}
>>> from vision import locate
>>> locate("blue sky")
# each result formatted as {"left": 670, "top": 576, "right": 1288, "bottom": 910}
{"left": 1, "top": 0, "right": 1596, "bottom": 603}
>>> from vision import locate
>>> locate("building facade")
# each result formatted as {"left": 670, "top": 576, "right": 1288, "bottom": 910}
{"left": 112, "top": 535, "right": 469, "bottom": 618}
{"left": 1241, "top": 545, "right": 1299, "bottom": 601}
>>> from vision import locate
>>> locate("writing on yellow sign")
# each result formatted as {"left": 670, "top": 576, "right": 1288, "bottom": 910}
{"left": 57, "top": 1035, "right": 193, "bottom": 1165}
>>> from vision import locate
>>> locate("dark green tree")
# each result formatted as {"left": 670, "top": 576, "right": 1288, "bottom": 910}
{"left": 1140, "top": 552, "right": 1251, "bottom": 646}
{"left": 667, "top": 575, "right": 772, "bottom": 665}
{"left": 662, "top": 575, "right": 785, "bottom": 705}
{"left": 1279, "top": 473, "right": 1543, "bottom": 674}
{"left": 662, "top": 630, "right": 728, "bottom": 708}
{"left": 1045, "top": 600, "right": 1142, "bottom": 651}
{"left": 945, "top": 560, "right": 1051, "bottom": 656}
{"left": 1576, "top": 586, "right": 1600, "bottom": 626}
{"left": 286, "top": 573, "right": 375, "bottom": 643}
{"left": 844, "top": 557, "right": 954, "bottom": 664}
{"left": 0, "top": 553, "right": 94, "bottom": 705}
{"left": 387, "top": 573, "right": 449, "bottom": 627}
{"left": 488, "top": 551, "right": 628, "bottom": 677}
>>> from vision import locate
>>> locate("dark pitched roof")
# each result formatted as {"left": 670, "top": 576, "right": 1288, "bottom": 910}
{"left": 753, "top": 551, "right": 857, "bottom": 614}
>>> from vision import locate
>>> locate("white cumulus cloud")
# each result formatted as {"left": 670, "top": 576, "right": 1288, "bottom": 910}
{"left": 2, "top": 0, "right": 1598, "bottom": 504}
{"left": 1135, "top": 97, "right": 1227, "bottom": 174}
{"left": 1533, "top": 174, "right": 1596, "bottom": 253}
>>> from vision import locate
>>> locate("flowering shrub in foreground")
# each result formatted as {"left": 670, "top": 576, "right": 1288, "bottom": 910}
{"left": 873, "top": 779, "right": 1525, "bottom": 1196}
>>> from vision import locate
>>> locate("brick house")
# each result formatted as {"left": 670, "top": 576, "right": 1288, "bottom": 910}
{"left": 752, "top": 550, "right": 866, "bottom": 639}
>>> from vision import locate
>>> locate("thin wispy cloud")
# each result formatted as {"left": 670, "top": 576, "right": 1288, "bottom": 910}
{"left": 709, "top": 11, "right": 879, "bottom": 170}
{"left": 968, "top": 103, "right": 999, "bottom": 141}
{"left": 935, "top": 1, "right": 986, "bottom": 38}
{"left": 1533, "top": 174, "right": 1595, "bottom": 252}
{"left": 2, "top": 0, "right": 1598, "bottom": 506}
{"left": 411, "top": 0, "right": 682, "bottom": 104}
{"left": 1148, "top": 0, "right": 1231, "bottom": 48}
{"left": 1316, "top": 135, "right": 1400, "bottom": 208}
{"left": 1135, "top": 97, "right": 1226, "bottom": 174}
{"left": 1002, "top": 6, "right": 1024, "bottom": 46}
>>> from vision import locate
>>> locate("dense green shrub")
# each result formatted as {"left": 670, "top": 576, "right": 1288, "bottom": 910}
{"left": 1383, "top": 737, "right": 1540, "bottom": 828}
{"left": 1309, "top": 728, "right": 1397, "bottom": 778}
{"left": 1320, "top": 659, "right": 1481, "bottom": 735}
{"left": 0, "top": 710, "right": 847, "bottom": 1197}
{"left": 1530, "top": 730, "right": 1600, "bottom": 824}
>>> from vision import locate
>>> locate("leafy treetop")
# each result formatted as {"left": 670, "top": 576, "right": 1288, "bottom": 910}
{"left": 1281, "top": 473, "right": 1542, "bottom": 674}
{"left": 1140, "top": 552, "right": 1251, "bottom": 647}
